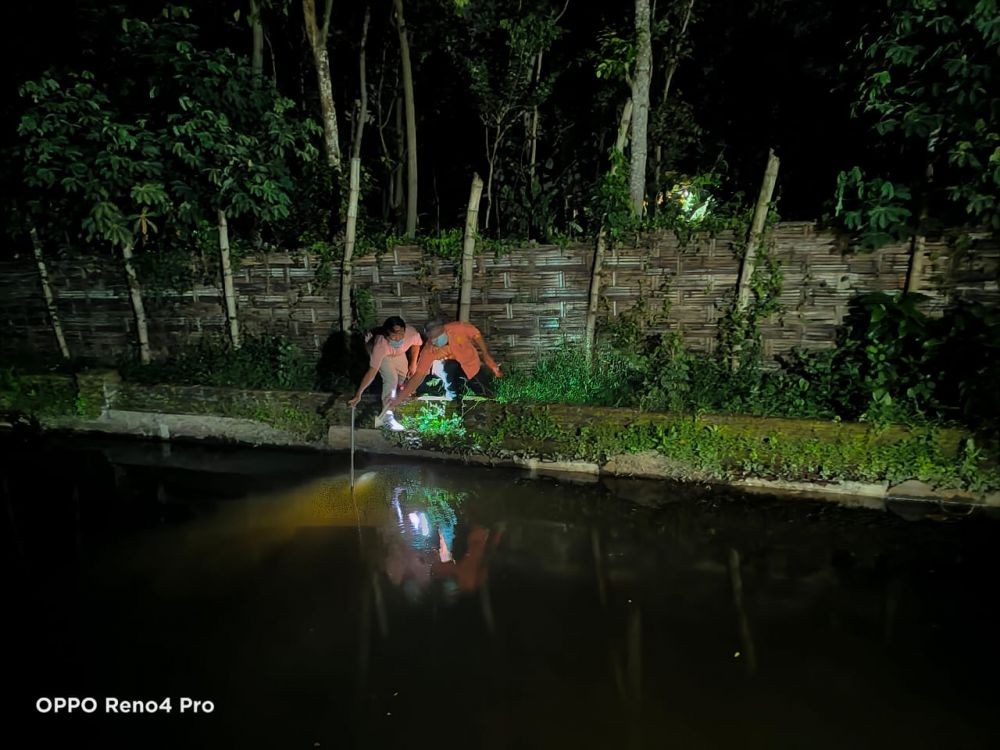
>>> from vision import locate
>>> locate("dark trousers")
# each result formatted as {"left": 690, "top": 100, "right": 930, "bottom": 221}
{"left": 418, "top": 359, "right": 494, "bottom": 399}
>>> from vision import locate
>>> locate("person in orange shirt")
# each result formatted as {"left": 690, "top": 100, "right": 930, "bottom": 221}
{"left": 388, "top": 320, "right": 502, "bottom": 406}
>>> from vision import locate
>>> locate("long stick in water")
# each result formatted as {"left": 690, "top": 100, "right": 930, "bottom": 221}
{"left": 350, "top": 405, "right": 356, "bottom": 492}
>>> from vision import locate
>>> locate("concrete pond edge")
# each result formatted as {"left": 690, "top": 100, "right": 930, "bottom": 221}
{"left": 4, "top": 403, "right": 994, "bottom": 511}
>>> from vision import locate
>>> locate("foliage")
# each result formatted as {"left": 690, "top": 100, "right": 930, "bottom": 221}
{"left": 716, "top": 210, "right": 784, "bottom": 371}
{"left": 447, "top": 0, "right": 566, "bottom": 236}
{"left": 830, "top": 292, "right": 938, "bottom": 422}
{"left": 19, "top": 71, "right": 169, "bottom": 252}
{"left": 493, "top": 286, "right": 999, "bottom": 432}
{"left": 352, "top": 286, "right": 377, "bottom": 331}
{"left": 0, "top": 368, "right": 78, "bottom": 417}
{"left": 565, "top": 418, "right": 999, "bottom": 491}
{"left": 418, "top": 228, "right": 464, "bottom": 259}
{"left": 834, "top": 167, "right": 914, "bottom": 249}
{"left": 390, "top": 401, "right": 999, "bottom": 491}
{"left": 233, "top": 401, "right": 327, "bottom": 441}
{"left": 494, "top": 342, "right": 639, "bottom": 406}
{"left": 398, "top": 402, "right": 468, "bottom": 451}
{"left": 482, "top": 405, "right": 567, "bottom": 451}
{"left": 17, "top": 6, "right": 319, "bottom": 281}
{"left": 119, "top": 334, "right": 318, "bottom": 391}
{"left": 836, "top": 0, "right": 1000, "bottom": 244}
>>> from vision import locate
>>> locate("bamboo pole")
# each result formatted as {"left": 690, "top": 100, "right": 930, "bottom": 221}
{"left": 585, "top": 99, "right": 633, "bottom": 360}
{"left": 120, "top": 242, "right": 151, "bottom": 364}
{"left": 459, "top": 173, "right": 484, "bottom": 323}
{"left": 341, "top": 156, "right": 362, "bottom": 336}
{"left": 218, "top": 209, "right": 241, "bottom": 349}
{"left": 29, "top": 227, "right": 70, "bottom": 360}
{"left": 735, "top": 149, "right": 780, "bottom": 312}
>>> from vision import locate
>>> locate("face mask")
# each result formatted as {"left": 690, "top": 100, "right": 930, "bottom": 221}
{"left": 388, "top": 337, "right": 404, "bottom": 349}
{"left": 433, "top": 333, "right": 448, "bottom": 347}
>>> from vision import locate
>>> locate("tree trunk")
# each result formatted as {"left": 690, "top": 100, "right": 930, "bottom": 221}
{"left": 340, "top": 8, "right": 370, "bottom": 346}
{"left": 629, "top": 0, "right": 653, "bottom": 216}
{"left": 250, "top": 0, "right": 264, "bottom": 82}
{"left": 392, "top": 95, "right": 404, "bottom": 216}
{"left": 341, "top": 157, "right": 362, "bottom": 336}
{"left": 303, "top": 0, "right": 342, "bottom": 169}
{"left": 120, "top": 243, "right": 151, "bottom": 365}
{"left": 585, "top": 100, "right": 633, "bottom": 360}
{"left": 352, "top": 6, "right": 371, "bottom": 160}
{"left": 653, "top": 0, "right": 696, "bottom": 204}
{"left": 736, "top": 148, "right": 781, "bottom": 312}
{"left": 459, "top": 173, "right": 485, "bottom": 323}
{"left": 218, "top": 209, "right": 241, "bottom": 349}
{"left": 29, "top": 227, "right": 70, "bottom": 360}
{"left": 484, "top": 125, "right": 502, "bottom": 231}
{"left": 394, "top": 0, "right": 418, "bottom": 236}
{"left": 528, "top": 51, "right": 544, "bottom": 180}
{"left": 661, "top": 0, "right": 695, "bottom": 106}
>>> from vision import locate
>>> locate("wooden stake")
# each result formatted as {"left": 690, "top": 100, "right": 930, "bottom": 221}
{"left": 29, "top": 227, "right": 70, "bottom": 360}
{"left": 736, "top": 148, "right": 780, "bottom": 312}
{"left": 121, "top": 242, "right": 151, "bottom": 364}
{"left": 459, "top": 173, "right": 484, "bottom": 323}
{"left": 218, "top": 208, "right": 240, "bottom": 349}
{"left": 342, "top": 156, "right": 362, "bottom": 337}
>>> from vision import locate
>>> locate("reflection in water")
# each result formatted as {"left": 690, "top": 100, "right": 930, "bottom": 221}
{"left": 4, "top": 437, "right": 1000, "bottom": 750}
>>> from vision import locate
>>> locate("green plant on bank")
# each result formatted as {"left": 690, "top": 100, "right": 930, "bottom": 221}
{"left": 494, "top": 342, "right": 638, "bottom": 406}
{"left": 74, "top": 393, "right": 96, "bottom": 418}
{"left": 235, "top": 401, "right": 327, "bottom": 441}
{"left": 386, "top": 399, "right": 998, "bottom": 490}
{"left": 558, "top": 417, "right": 996, "bottom": 490}
{"left": 397, "top": 402, "right": 469, "bottom": 452}
{"left": 119, "top": 334, "right": 317, "bottom": 391}
{"left": 0, "top": 367, "right": 79, "bottom": 417}
{"left": 488, "top": 283, "right": 999, "bottom": 431}
{"left": 480, "top": 405, "right": 568, "bottom": 452}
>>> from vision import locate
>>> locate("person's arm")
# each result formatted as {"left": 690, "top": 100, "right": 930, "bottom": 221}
{"left": 347, "top": 365, "right": 380, "bottom": 407}
{"left": 390, "top": 350, "right": 433, "bottom": 407}
{"left": 471, "top": 331, "right": 502, "bottom": 377}
{"left": 406, "top": 343, "right": 421, "bottom": 378}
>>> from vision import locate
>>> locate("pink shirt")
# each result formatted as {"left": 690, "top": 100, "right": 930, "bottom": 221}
{"left": 369, "top": 326, "right": 422, "bottom": 368}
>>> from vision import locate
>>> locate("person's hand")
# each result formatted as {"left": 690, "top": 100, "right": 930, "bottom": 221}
{"left": 489, "top": 361, "right": 503, "bottom": 378}
{"left": 347, "top": 394, "right": 361, "bottom": 408}
{"left": 407, "top": 363, "right": 418, "bottom": 379}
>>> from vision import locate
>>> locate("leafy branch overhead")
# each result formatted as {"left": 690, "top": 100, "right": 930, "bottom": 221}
{"left": 836, "top": 0, "right": 1000, "bottom": 245}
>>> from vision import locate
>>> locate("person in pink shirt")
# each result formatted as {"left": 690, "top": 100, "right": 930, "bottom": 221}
{"left": 347, "top": 316, "right": 422, "bottom": 428}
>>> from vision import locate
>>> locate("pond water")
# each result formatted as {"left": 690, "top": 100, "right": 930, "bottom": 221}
{"left": 3, "top": 431, "right": 999, "bottom": 749}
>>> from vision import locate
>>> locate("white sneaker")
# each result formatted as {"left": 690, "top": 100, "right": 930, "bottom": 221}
{"left": 375, "top": 411, "right": 406, "bottom": 431}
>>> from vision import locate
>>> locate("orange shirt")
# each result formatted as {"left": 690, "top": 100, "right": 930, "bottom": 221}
{"left": 398, "top": 322, "right": 484, "bottom": 400}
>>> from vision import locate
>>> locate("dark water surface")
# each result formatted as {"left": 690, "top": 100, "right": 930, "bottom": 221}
{"left": 2, "top": 432, "right": 998, "bottom": 749}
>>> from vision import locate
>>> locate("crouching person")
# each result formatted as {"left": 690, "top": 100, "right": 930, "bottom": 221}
{"left": 347, "top": 316, "right": 422, "bottom": 430}
{"left": 389, "top": 320, "right": 502, "bottom": 408}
